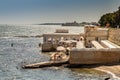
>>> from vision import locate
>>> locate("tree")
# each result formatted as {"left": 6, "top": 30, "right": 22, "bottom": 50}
{"left": 118, "top": 6, "right": 120, "bottom": 26}
{"left": 98, "top": 6, "right": 120, "bottom": 28}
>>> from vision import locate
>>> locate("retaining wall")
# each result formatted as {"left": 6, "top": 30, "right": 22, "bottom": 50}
{"left": 108, "top": 29, "right": 120, "bottom": 46}
{"left": 70, "top": 48, "right": 120, "bottom": 64}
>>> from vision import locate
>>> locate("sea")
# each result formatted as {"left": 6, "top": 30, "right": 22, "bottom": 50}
{"left": 0, "top": 24, "right": 109, "bottom": 80}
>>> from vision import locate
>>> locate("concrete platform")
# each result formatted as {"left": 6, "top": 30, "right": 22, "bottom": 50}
{"left": 23, "top": 60, "right": 69, "bottom": 69}
{"left": 91, "top": 41, "right": 104, "bottom": 49}
{"left": 101, "top": 40, "right": 120, "bottom": 48}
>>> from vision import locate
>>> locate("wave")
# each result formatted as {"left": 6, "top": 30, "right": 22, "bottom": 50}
{"left": 95, "top": 68, "right": 120, "bottom": 80}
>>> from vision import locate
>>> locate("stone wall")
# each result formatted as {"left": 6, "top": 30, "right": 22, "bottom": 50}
{"left": 85, "top": 28, "right": 108, "bottom": 46}
{"left": 55, "top": 29, "right": 69, "bottom": 33}
{"left": 70, "top": 48, "right": 120, "bottom": 64}
{"left": 43, "top": 33, "right": 84, "bottom": 43}
{"left": 86, "top": 30, "right": 108, "bottom": 37}
{"left": 108, "top": 29, "right": 120, "bottom": 46}
{"left": 42, "top": 42, "right": 57, "bottom": 52}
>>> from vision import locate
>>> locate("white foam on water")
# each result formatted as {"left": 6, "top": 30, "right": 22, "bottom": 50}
{"left": 96, "top": 68, "right": 120, "bottom": 80}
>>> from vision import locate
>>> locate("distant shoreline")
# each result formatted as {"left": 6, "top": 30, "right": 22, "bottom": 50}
{"left": 36, "top": 23, "right": 63, "bottom": 25}
{"left": 33, "top": 21, "right": 99, "bottom": 27}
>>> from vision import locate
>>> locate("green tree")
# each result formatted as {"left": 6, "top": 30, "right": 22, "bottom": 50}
{"left": 99, "top": 6, "right": 120, "bottom": 28}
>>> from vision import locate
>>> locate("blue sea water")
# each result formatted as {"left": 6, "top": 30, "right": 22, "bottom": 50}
{"left": 0, "top": 24, "right": 108, "bottom": 80}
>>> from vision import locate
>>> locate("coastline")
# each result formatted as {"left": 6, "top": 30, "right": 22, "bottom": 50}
{"left": 94, "top": 65, "right": 120, "bottom": 79}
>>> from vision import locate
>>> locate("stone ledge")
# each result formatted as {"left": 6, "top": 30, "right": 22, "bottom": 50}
{"left": 71, "top": 48, "right": 120, "bottom": 52}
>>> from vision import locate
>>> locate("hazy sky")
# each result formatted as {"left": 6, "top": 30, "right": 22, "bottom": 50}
{"left": 0, "top": 0, "right": 120, "bottom": 24}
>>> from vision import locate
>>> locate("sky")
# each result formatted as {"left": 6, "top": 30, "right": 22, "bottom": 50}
{"left": 0, "top": 0, "right": 120, "bottom": 24}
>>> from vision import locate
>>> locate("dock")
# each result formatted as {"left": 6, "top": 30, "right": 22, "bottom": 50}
{"left": 22, "top": 59, "right": 69, "bottom": 69}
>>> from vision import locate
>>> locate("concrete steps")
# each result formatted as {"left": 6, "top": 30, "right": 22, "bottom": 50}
{"left": 91, "top": 41, "right": 104, "bottom": 49}
{"left": 101, "top": 40, "right": 120, "bottom": 48}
